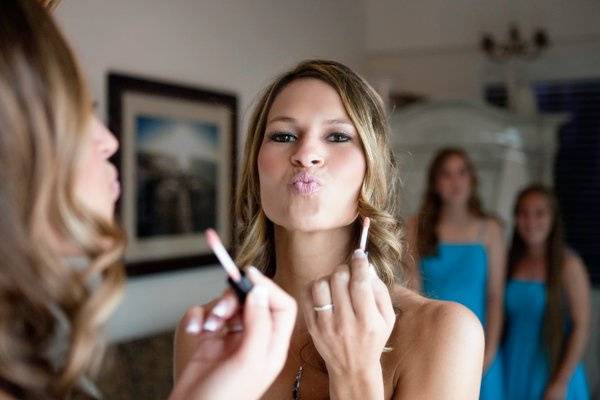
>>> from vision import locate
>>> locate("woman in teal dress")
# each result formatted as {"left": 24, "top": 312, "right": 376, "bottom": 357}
{"left": 503, "top": 185, "right": 590, "bottom": 399}
{"left": 408, "top": 148, "right": 507, "bottom": 399}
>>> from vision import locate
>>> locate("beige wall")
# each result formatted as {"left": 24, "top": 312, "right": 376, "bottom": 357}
{"left": 363, "top": 0, "right": 600, "bottom": 100}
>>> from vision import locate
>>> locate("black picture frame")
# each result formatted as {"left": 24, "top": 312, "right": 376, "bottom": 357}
{"left": 108, "top": 72, "right": 237, "bottom": 276}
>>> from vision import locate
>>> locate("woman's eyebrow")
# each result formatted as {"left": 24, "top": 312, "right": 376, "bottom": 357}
{"left": 267, "top": 116, "right": 296, "bottom": 124}
{"left": 324, "top": 118, "right": 354, "bottom": 126}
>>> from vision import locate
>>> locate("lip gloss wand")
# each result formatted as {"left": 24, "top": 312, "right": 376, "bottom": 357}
{"left": 204, "top": 228, "right": 254, "bottom": 303}
{"left": 359, "top": 216, "right": 370, "bottom": 253}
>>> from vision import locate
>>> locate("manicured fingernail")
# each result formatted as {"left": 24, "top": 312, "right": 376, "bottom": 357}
{"left": 353, "top": 249, "right": 367, "bottom": 259}
{"left": 212, "top": 298, "right": 229, "bottom": 318}
{"left": 229, "top": 323, "right": 244, "bottom": 333}
{"left": 202, "top": 316, "right": 220, "bottom": 332}
{"left": 247, "top": 265, "right": 260, "bottom": 274}
{"left": 185, "top": 317, "right": 202, "bottom": 335}
{"left": 246, "top": 266, "right": 262, "bottom": 282}
{"left": 250, "top": 284, "right": 268, "bottom": 306}
{"left": 337, "top": 271, "right": 350, "bottom": 282}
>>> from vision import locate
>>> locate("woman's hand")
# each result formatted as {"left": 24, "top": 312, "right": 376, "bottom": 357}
{"left": 300, "top": 249, "right": 396, "bottom": 400}
{"left": 170, "top": 267, "right": 297, "bottom": 400}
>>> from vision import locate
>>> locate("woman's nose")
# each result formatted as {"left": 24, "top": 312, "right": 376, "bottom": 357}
{"left": 95, "top": 119, "right": 119, "bottom": 158}
{"left": 290, "top": 139, "right": 324, "bottom": 168}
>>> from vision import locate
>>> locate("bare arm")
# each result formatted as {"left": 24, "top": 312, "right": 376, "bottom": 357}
{"left": 551, "top": 254, "right": 591, "bottom": 386}
{"left": 405, "top": 216, "right": 422, "bottom": 292}
{"left": 483, "top": 219, "right": 506, "bottom": 370}
{"left": 394, "top": 302, "right": 485, "bottom": 400}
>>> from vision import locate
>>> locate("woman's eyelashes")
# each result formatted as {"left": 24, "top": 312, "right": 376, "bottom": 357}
{"left": 266, "top": 131, "right": 353, "bottom": 143}
{"left": 268, "top": 132, "right": 297, "bottom": 143}
{"left": 326, "top": 132, "right": 352, "bottom": 142}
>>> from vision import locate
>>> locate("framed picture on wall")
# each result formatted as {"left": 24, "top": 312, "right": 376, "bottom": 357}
{"left": 108, "top": 73, "right": 237, "bottom": 276}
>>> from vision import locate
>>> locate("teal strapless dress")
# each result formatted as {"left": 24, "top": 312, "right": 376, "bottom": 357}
{"left": 502, "top": 280, "right": 590, "bottom": 399}
{"left": 421, "top": 243, "right": 504, "bottom": 400}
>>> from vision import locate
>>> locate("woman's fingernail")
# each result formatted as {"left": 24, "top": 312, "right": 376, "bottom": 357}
{"left": 185, "top": 317, "right": 202, "bottom": 335}
{"left": 250, "top": 284, "right": 268, "bottom": 307}
{"left": 336, "top": 271, "right": 350, "bottom": 283}
{"left": 246, "top": 266, "right": 262, "bottom": 281}
{"left": 353, "top": 249, "right": 367, "bottom": 259}
{"left": 212, "top": 298, "right": 229, "bottom": 318}
{"left": 202, "top": 316, "right": 220, "bottom": 332}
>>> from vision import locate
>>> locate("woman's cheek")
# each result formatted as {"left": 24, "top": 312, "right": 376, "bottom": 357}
{"left": 331, "top": 148, "right": 365, "bottom": 187}
{"left": 258, "top": 145, "right": 287, "bottom": 185}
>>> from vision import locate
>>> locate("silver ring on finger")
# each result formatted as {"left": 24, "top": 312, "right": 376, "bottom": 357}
{"left": 313, "top": 303, "right": 334, "bottom": 312}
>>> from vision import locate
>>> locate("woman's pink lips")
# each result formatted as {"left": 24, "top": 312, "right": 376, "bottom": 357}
{"left": 112, "top": 180, "right": 121, "bottom": 199}
{"left": 109, "top": 164, "right": 120, "bottom": 199}
{"left": 290, "top": 171, "right": 322, "bottom": 195}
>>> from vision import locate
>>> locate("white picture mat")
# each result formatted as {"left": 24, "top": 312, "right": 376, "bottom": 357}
{"left": 121, "top": 92, "right": 232, "bottom": 262}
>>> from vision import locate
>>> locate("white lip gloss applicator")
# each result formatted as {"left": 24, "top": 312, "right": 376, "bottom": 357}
{"left": 205, "top": 228, "right": 254, "bottom": 303}
{"left": 359, "top": 216, "right": 370, "bottom": 252}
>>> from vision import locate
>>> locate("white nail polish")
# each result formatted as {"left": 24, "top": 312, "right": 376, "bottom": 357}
{"left": 203, "top": 317, "right": 219, "bottom": 332}
{"left": 353, "top": 249, "right": 367, "bottom": 259}
{"left": 338, "top": 271, "right": 350, "bottom": 282}
{"left": 212, "top": 299, "right": 228, "bottom": 318}
{"left": 186, "top": 319, "right": 201, "bottom": 334}
{"left": 246, "top": 266, "right": 261, "bottom": 282}
{"left": 247, "top": 265, "right": 260, "bottom": 275}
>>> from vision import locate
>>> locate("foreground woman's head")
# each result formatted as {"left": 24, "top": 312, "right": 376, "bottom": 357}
{"left": 235, "top": 60, "right": 404, "bottom": 287}
{"left": 0, "top": 1, "right": 123, "bottom": 396}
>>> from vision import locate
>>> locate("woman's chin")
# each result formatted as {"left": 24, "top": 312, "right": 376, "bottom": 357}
{"left": 273, "top": 214, "right": 355, "bottom": 234}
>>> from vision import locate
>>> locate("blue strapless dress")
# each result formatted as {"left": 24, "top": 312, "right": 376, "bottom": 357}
{"left": 421, "top": 243, "right": 504, "bottom": 399}
{"left": 502, "top": 280, "right": 589, "bottom": 399}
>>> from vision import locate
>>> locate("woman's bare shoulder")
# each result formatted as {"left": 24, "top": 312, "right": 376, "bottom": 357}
{"left": 387, "top": 285, "right": 484, "bottom": 363}
{"left": 481, "top": 216, "right": 504, "bottom": 243}
{"left": 392, "top": 285, "right": 481, "bottom": 331}
{"left": 383, "top": 285, "right": 485, "bottom": 398}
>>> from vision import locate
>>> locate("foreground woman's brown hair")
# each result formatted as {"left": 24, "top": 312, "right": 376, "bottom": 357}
{"left": 0, "top": 1, "right": 124, "bottom": 397}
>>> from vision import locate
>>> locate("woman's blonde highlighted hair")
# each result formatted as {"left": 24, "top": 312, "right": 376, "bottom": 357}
{"left": 235, "top": 60, "right": 405, "bottom": 288}
{"left": 0, "top": 1, "right": 124, "bottom": 398}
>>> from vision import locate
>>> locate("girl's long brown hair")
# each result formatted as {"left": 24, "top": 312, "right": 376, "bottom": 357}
{"left": 416, "top": 147, "right": 486, "bottom": 257}
{"left": 235, "top": 60, "right": 405, "bottom": 288}
{"left": 507, "top": 184, "right": 565, "bottom": 374}
{"left": 0, "top": 1, "right": 124, "bottom": 398}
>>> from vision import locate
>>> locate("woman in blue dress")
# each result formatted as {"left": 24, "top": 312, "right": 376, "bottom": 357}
{"left": 407, "top": 147, "right": 506, "bottom": 399}
{"left": 503, "top": 185, "right": 590, "bottom": 399}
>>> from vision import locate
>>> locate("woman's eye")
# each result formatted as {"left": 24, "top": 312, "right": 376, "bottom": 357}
{"left": 327, "top": 133, "right": 351, "bottom": 143}
{"left": 268, "top": 132, "right": 297, "bottom": 143}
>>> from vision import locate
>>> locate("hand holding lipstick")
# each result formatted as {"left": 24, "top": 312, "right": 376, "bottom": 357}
{"left": 170, "top": 267, "right": 297, "bottom": 400}
{"left": 299, "top": 218, "right": 396, "bottom": 399}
